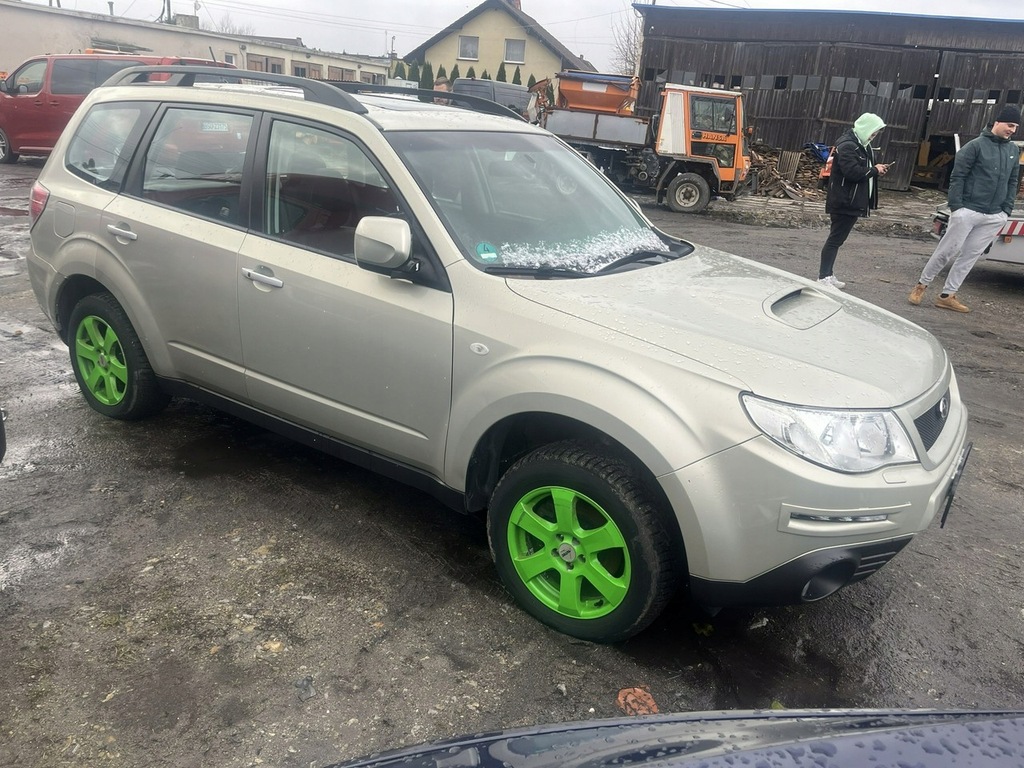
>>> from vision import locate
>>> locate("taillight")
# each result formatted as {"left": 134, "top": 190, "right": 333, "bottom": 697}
{"left": 29, "top": 181, "right": 49, "bottom": 225}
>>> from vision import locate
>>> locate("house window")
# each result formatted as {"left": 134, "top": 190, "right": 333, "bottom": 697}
{"left": 328, "top": 66, "right": 358, "bottom": 82}
{"left": 293, "top": 65, "right": 307, "bottom": 78}
{"left": 223, "top": 53, "right": 235, "bottom": 66}
{"left": 459, "top": 35, "right": 479, "bottom": 60}
{"left": 504, "top": 38, "right": 526, "bottom": 64}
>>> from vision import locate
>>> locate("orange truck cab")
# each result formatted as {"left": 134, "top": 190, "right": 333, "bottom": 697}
{"left": 0, "top": 53, "right": 235, "bottom": 163}
{"left": 539, "top": 71, "right": 750, "bottom": 214}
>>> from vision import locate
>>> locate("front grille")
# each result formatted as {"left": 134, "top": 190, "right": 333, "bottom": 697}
{"left": 914, "top": 388, "right": 950, "bottom": 451}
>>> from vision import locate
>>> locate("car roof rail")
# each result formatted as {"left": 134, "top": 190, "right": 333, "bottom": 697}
{"left": 100, "top": 65, "right": 368, "bottom": 114}
{"left": 325, "top": 81, "right": 527, "bottom": 121}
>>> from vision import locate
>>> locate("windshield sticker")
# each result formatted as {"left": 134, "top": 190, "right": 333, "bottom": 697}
{"left": 476, "top": 242, "right": 500, "bottom": 262}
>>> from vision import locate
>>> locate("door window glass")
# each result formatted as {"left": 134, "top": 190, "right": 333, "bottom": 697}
{"left": 51, "top": 59, "right": 98, "bottom": 94}
{"left": 263, "top": 121, "right": 400, "bottom": 259}
{"left": 141, "top": 108, "right": 252, "bottom": 224}
{"left": 11, "top": 60, "right": 47, "bottom": 94}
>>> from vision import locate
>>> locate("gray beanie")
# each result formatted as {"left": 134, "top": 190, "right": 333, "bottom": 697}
{"left": 994, "top": 104, "right": 1021, "bottom": 124}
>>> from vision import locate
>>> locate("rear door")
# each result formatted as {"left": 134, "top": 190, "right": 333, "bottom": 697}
{"left": 103, "top": 103, "right": 257, "bottom": 398}
{"left": 45, "top": 59, "right": 102, "bottom": 151}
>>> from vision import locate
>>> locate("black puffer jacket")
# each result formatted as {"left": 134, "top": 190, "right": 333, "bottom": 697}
{"left": 825, "top": 129, "right": 880, "bottom": 217}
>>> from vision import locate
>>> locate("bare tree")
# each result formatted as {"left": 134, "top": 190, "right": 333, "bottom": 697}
{"left": 610, "top": 2, "right": 644, "bottom": 75}
{"left": 217, "top": 14, "right": 255, "bottom": 36}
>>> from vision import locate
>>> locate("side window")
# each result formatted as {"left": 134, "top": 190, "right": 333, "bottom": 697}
{"left": 11, "top": 60, "right": 47, "bottom": 95}
{"left": 66, "top": 102, "right": 151, "bottom": 189}
{"left": 51, "top": 60, "right": 98, "bottom": 95}
{"left": 96, "top": 59, "right": 150, "bottom": 85}
{"left": 141, "top": 107, "right": 252, "bottom": 224}
{"left": 263, "top": 121, "right": 400, "bottom": 259}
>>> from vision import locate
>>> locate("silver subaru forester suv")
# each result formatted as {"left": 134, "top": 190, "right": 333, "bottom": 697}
{"left": 27, "top": 67, "right": 970, "bottom": 642}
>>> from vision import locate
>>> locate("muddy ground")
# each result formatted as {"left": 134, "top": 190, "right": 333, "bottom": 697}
{"left": 1, "top": 160, "right": 1023, "bottom": 768}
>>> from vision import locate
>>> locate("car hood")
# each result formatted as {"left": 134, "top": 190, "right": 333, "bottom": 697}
{"left": 506, "top": 246, "right": 947, "bottom": 407}
{"left": 327, "top": 709, "right": 1024, "bottom": 768}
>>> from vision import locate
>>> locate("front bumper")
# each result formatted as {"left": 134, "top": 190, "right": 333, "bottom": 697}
{"left": 689, "top": 536, "right": 913, "bottom": 607}
{"left": 657, "top": 391, "right": 969, "bottom": 606}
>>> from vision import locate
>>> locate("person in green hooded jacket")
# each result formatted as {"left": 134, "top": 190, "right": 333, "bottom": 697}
{"left": 817, "top": 113, "right": 891, "bottom": 290}
{"left": 908, "top": 104, "right": 1021, "bottom": 313}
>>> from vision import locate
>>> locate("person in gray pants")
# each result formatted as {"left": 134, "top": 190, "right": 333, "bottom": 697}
{"left": 909, "top": 104, "right": 1021, "bottom": 313}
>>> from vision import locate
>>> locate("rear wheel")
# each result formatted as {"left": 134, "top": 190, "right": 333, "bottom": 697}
{"left": 488, "top": 441, "right": 678, "bottom": 642}
{"left": 0, "top": 127, "right": 19, "bottom": 164}
{"left": 68, "top": 293, "right": 170, "bottom": 420}
{"left": 666, "top": 172, "right": 711, "bottom": 214}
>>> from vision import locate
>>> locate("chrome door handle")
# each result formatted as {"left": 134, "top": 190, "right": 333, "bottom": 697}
{"left": 106, "top": 224, "right": 138, "bottom": 241}
{"left": 241, "top": 267, "right": 284, "bottom": 288}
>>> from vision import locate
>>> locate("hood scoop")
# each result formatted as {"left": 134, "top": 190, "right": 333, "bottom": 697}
{"left": 764, "top": 286, "right": 842, "bottom": 329}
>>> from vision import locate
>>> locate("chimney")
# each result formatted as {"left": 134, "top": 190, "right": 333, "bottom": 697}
{"left": 508, "top": 0, "right": 521, "bottom": 9}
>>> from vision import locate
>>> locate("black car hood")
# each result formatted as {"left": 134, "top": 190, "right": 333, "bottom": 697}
{"left": 327, "top": 709, "right": 1024, "bottom": 768}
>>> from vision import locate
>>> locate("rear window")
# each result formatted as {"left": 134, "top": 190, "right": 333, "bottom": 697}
{"left": 66, "top": 102, "right": 153, "bottom": 189}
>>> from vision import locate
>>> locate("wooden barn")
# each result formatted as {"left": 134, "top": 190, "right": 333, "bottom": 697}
{"left": 633, "top": 6, "right": 1024, "bottom": 190}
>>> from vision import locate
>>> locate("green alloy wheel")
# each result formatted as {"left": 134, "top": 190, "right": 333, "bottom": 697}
{"left": 68, "top": 292, "right": 169, "bottom": 420}
{"left": 488, "top": 441, "right": 678, "bottom": 642}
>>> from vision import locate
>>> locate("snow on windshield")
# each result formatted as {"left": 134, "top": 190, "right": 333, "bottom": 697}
{"left": 492, "top": 227, "right": 670, "bottom": 272}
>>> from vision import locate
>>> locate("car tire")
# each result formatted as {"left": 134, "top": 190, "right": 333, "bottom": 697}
{"left": 0, "top": 127, "right": 19, "bottom": 164}
{"left": 488, "top": 440, "right": 678, "bottom": 642}
{"left": 68, "top": 293, "right": 170, "bottom": 420}
{"left": 666, "top": 173, "right": 711, "bottom": 214}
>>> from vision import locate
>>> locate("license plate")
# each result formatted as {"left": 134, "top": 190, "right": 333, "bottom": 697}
{"left": 939, "top": 441, "right": 972, "bottom": 528}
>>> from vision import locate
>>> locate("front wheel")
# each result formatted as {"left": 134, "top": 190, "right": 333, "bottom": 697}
{"left": 666, "top": 172, "right": 711, "bottom": 214}
{"left": 488, "top": 441, "right": 678, "bottom": 642}
{"left": 68, "top": 293, "right": 170, "bottom": 420}
{"left": 0, "top": 127, "right": 19, "bottom": 164}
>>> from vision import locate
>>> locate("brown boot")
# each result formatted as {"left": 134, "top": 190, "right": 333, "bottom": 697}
{"left": 908, "top": 283, "right": 926, "bottom": 305}
{"left": 935, "top": 293, "right": 970, "bottom": 313}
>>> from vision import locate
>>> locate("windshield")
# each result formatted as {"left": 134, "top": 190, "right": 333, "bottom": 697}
{"left": 388, "top": 130, "right": 677, "bottom": 274}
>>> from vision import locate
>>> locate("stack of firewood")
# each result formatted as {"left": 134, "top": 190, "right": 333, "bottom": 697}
{"left": 749, "top": 143, "right": 826, "bottom": 200}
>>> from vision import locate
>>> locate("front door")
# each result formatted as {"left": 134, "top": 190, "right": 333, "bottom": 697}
{"left": 2, "top": 59, "right": 49, "bottom": 152}
{"left": 237, "top": 118, "right": 454, "bottom": 473}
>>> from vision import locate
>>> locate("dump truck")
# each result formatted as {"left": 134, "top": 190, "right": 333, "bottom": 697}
{"left": 534, "top": 71, "right": 750, "bottom": 214}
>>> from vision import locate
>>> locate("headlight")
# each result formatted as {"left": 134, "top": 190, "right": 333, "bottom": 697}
{"left": 741, "top": 394, "right": 917, "bottom": 473}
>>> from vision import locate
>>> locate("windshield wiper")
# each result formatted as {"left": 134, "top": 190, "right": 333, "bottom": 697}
{"left": 482, "top": 265, "right": 592, "bottom": 279}
{"left": 596, "top": 248, "right": 677, "bottom": 275}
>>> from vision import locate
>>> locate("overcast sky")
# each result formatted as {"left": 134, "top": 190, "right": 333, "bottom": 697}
{"left": 41, "top": 0, "right": 1024, "bottom": 72}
